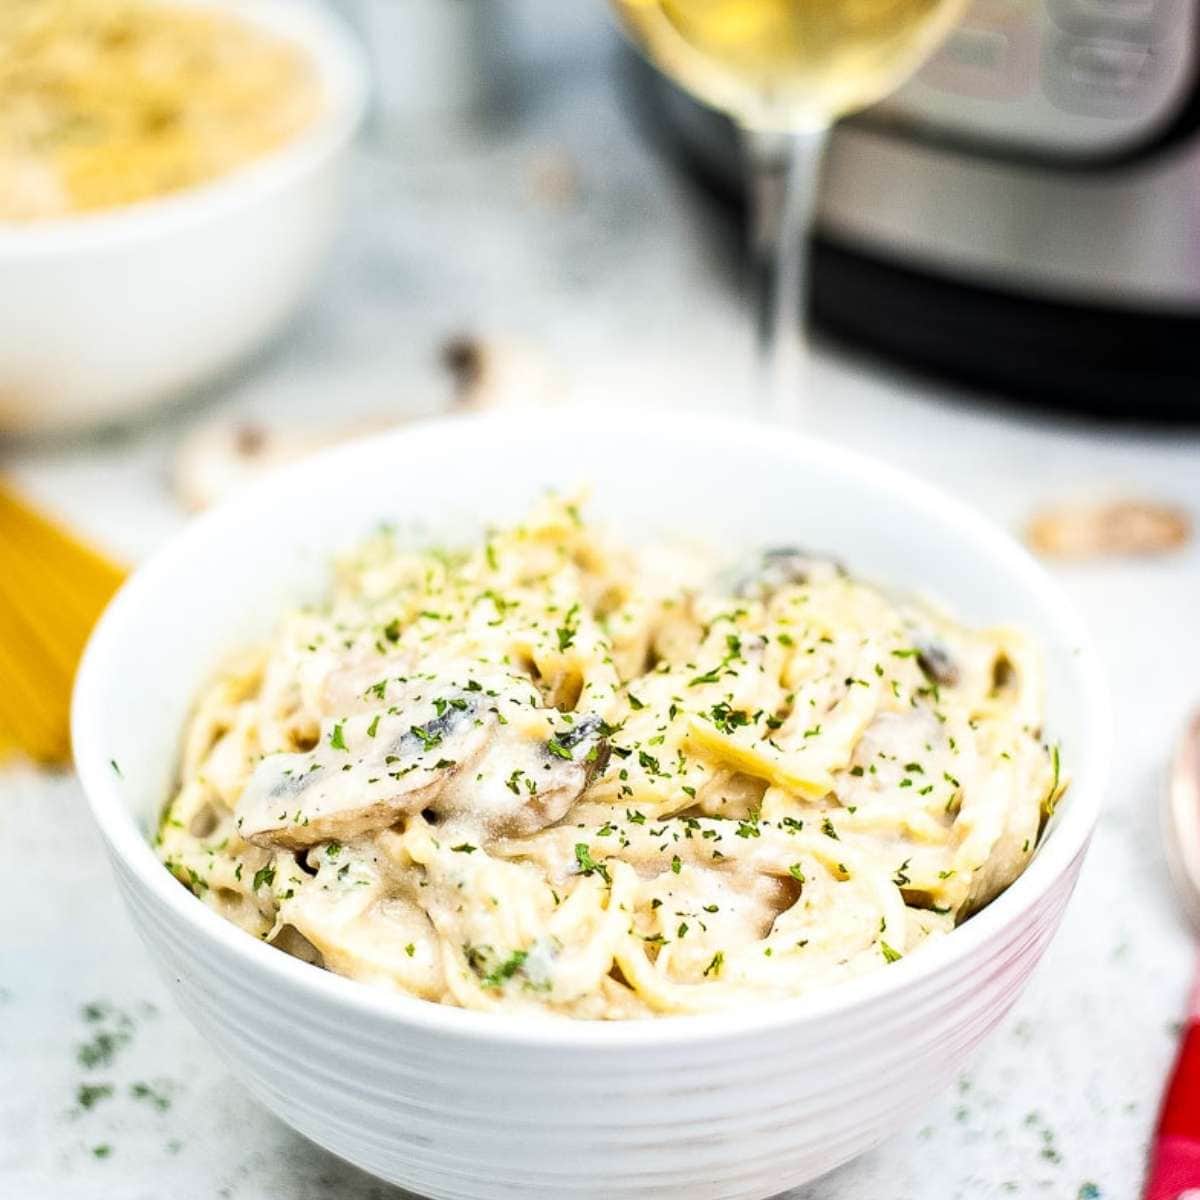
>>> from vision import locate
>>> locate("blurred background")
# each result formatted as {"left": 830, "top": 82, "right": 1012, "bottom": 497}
{"left": 6, "top": 0, "right": 1200, "bottom": 538}
{"left": 1, "top": 2, "right": 1199, "bottom": 1198}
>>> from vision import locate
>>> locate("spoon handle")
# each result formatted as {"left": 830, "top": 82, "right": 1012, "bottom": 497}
{"left": 1145, "top": 962, "right": 1200, "bottom": 1200}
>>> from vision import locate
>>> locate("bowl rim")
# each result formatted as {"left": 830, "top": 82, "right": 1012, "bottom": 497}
{"left": 72, "top": 408, "right": 1110, "bottom": 1048}
{"left": 0, "top": 0, "right": 368, "bottom": 256}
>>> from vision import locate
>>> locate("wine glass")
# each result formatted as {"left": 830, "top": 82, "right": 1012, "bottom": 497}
{"left": 611, "top": 0, "right": 967, "bottom": 420}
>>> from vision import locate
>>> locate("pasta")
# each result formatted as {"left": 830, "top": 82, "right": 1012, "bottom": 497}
{"left": 0, "top": 0, "right": 320, "bottom": 220}
{"left": 157, "top": 494, "right": 1065, "bottom": 1019}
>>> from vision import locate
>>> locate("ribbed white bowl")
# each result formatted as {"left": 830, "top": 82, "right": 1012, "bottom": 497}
{"left": 73, "top": 411, "right": 1108, "bottom": 1199}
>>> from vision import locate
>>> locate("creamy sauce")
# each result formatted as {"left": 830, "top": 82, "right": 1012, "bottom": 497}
{"left": 157, "top": 494, "right": 1064, "bottom": 1018}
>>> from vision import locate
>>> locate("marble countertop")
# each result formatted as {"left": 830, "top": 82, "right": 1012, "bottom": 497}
{"left": 3, "top": 6, "right": 1199, "bottom": 1199}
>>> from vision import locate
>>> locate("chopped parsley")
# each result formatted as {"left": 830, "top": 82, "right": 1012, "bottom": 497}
{"left": 574, "top": 843, "right": 611, "bottom": 885}
{"left": 637, "top": 749, "right": 662, "bottom": 776}
{"left": 546, "top": 737, "right": 574, "bottom": 761}
{"left": 555, "top": 604, "right": 580, "bottom": 652}
{"left": 77, "top": 1083, "right": 113, "bottom": 1111}
{"left": 130, "top": 1081, "right": 171, "bottom": 1112}
{"left": 481, "top": 949, "right": 528, "bottom": 991}
{"left": 709, "top": 702, "right": 750, "bottom": 736}
{"left": 409, "top": 723, "right": 441, "bottom": 751}
{"left": 1045, "top": 743, "right": 1063, "bottom": 814}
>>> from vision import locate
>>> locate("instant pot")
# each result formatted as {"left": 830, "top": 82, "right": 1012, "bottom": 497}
{"left": 632, "top": 0, "right": 1200, "bottom": 417}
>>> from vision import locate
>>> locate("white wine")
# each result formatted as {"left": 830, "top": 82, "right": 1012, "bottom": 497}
{"left": 613, "top": 0, "right": 966, "bottom": 129}
{"left": 612, "top": 0, "right": 968, "bottom": 418}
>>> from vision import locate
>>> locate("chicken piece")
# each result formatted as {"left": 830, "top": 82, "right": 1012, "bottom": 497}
{"left": 235, "top": 694, "right": 490, "bottom": 850}
{"left": 275, "top": 843, "right": 446, "bottom": 999}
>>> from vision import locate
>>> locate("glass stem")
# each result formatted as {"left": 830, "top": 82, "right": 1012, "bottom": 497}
{"left": 744, "top": 123, "right": 831, "bottom": 424}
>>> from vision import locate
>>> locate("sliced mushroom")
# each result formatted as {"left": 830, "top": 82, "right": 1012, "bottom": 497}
{"left": 235, "top": 695, "right": 491, "bottom": 850}
{"left": 915, "top": 637, "right": 960, "bottom": 688}
{"left": 1026, "top": 497, "right": 1191, "bottom": 560}
{"left": 441, "top": 333, "right": 564, "bottom": 412}
{"left": 440, "top": 713, "right": 611, "bottom": 835}
{"left": 523, "top": 713, "right": 611, "bottom": 830}
{"left": 895, "top": 612, "right": 962, "bottom": 690}
{"left": 731, "top": 547, "right": 843, "bottom": 601}
{"left": 173, "top": 413, "right": 397, "bottom": 512}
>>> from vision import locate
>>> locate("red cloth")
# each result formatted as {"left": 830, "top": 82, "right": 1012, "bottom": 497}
{"left": 1145, "top": 1022, "right": 1200, "bottom": 1200}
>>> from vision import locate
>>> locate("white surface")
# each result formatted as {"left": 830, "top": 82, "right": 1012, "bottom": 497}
{"left": 0, "top": 0, "right": 367, "bottom": 434}
{"left": 1, "top": 5, "right": 1199, "bottom": 1198}
{"left": 70, "top": 411, "right": 1106, "bottom": 1200}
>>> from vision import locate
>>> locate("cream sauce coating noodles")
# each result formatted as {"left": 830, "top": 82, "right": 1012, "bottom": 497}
{"left": 157, "top": 495, "right": 1065, "bottom": 1018}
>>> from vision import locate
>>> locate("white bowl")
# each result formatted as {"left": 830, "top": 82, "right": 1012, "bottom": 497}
{"left": 0, "top": 0, "right": 367, "bottom": 434}
{"left": 73, "top": 410, "right": 1108, "bottom": 1199}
